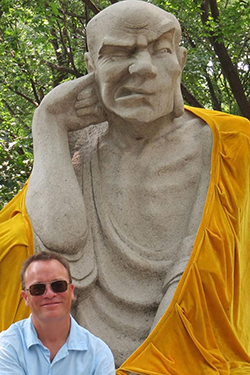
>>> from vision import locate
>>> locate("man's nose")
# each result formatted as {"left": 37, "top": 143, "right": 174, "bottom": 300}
{"left": 44, "top": 284, "right": 56, "bottom": 297}
{"left": 128, "top": 51, "right": 157, "bottom": 77}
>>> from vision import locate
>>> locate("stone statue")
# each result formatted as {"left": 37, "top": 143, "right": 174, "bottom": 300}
{"left": 25, "top": 0, "right": 213, "bottom": 366}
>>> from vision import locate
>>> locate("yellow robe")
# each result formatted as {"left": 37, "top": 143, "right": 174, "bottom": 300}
{"left": 117, "top": 107, "right": 250, "bottom": 374}
{"left": 1, "top": 107, "right": 250, "bottom": 374}
{"left": 0, "top": 181, "right": 33, "bottom": 331}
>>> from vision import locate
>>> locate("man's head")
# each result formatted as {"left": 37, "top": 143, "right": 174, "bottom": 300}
{"left": 21, "top": 251, "right": 74, "bottom": 324}
{"left": 21, "top": 251, "right": 72, "bottom": 289}
{"left": 85, "top": 0, "right": 186, "bottom": 123}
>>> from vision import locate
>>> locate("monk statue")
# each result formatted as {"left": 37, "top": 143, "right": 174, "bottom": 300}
{"left": 2, "top": 0, "right": 250, "bottom": 373}
{"left": 25, "top": 0, "right": 212, "bottom": 363}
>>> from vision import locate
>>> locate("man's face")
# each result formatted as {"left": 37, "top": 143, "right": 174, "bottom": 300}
{"left": 21, "top": 260, "right": 74, "bottom": 325}
{"left": 88, "top": 11, "right": 185, "bottom": 124}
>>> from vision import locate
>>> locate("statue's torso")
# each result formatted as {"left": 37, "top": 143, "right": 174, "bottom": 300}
{"left": 72, "top": 111, "right": 213, "bottom": 365}
{"left": 98, "top": 114, "right": 212, "bottom": 258}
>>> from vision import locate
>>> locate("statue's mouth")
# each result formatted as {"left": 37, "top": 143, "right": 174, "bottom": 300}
{"left": 116, "top": 87, "right": 152, "bottom": 100}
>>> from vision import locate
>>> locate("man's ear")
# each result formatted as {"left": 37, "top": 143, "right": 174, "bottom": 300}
{"left": 84, "top": 52, "right": 95, "bottom": 73}
{"left": 21, "top": 290, "right": 29, "bottom": 307}
{"left": 70, "top": 283, "right": 75, "bottom": 301}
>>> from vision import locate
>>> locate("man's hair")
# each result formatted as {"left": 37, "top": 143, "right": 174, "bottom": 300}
{"left": 20, "top": 251, "right": 72, "bottom": 289}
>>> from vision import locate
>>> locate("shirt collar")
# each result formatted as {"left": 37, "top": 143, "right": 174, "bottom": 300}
{"left": 66, "top": 316, "right": 88, "bottom": 351}
{"left": 23, "top": 314, "right": 88, "bottom": 351}
{"left": 23, "top": 315, "right": 41, "bottom": 349}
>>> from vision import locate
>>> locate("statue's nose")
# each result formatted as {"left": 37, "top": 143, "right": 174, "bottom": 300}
{"left": 128, "top": 51, "right": 157, "bottom": 77}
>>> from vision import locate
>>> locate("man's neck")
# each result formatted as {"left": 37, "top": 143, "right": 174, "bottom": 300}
{"left": 32, "top": 315, "right": 71, "bottom": 360}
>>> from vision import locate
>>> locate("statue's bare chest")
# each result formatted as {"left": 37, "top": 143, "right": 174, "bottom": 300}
{"left": 97, "top": 119, "right": 212, "bottom": 253}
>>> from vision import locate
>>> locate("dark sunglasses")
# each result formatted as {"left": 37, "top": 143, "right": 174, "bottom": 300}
{"left": 25, "top": 280, "right": 70, "bottom": 296}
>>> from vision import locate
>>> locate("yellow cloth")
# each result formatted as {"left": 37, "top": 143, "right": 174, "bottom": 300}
{"left": 0, "top": 181, "right": 33, "bottom": 331}
{"left": 117, "top": 107, "right": 250, "bottom": 374}
{"left": 1, "top": 107, "right": 250, "bottom": 374}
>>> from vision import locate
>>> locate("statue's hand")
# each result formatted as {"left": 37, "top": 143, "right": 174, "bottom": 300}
{"left": 74, "top": 73, "right": 107, "bottom": 127}
{"left": 37, "top": 72, "right": 107, "bottom": 131}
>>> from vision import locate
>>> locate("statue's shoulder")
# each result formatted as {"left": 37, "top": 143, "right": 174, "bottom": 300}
{"left": 69, "top": 122, "right": 109, "bottom": 161}
{"left": 184, "top": 106, "right": 250, "bottom": 137}
{"left": 67, "top": 122, "right": 109, "bottom": 183}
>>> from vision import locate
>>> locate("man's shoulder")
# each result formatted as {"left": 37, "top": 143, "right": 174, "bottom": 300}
{"left": 0, "top": 319, "right": 27, "bottom": 345}
{"left": 70, "top": 316, "right": 111, "bottom": 350}
{"left": 69, "top": 317, "right": 115, "bottom": 373}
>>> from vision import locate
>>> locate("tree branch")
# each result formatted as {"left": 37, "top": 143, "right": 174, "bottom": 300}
{"left": 182, "top": 26, "right": 196, "bottom": 48}
{"left": 2, "top": 83, "right": 39, "bottom": 107}
{"left": 81, "top": 0, "right": 99, "bottom": 15}
{"left": 44, "top": 61, "right": 82, "bottom": 78}
{"left": 205, "top": 73, "right": 222, "bottom": 111}
{"left": 181, "top": 83, "right": 204, "bottom": 108}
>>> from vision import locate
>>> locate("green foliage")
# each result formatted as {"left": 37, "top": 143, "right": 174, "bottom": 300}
{"left": 0, "top": 0, "right": 249, "bottom": 208}
{"left": 0, "top": 124, "right": 33, "bottom": 206}
{"left": 0, "top": 0, "right": 91, "bottom": 209}
{"left": 154, "top": 0, "right": 250, "bottom": 114}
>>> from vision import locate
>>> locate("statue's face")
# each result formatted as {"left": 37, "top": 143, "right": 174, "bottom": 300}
{"left": 89, "top": 8, "right": 184, "bottom": 124}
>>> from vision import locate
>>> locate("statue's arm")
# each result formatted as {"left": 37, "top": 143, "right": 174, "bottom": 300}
{"left": 25, "top": 73, "right": 106, "bottom": 253}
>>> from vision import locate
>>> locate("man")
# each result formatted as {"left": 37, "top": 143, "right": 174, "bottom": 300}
{"left": 1, "top": 0, "right": 250, "bottom": 373}
{"left": 0, "top": 251, "right": 115, "bottom": 374}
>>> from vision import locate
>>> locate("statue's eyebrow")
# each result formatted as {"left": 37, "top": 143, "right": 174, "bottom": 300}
{"left": 98, "top": 20, "right": 177, "bottom": 57}
{"left": 98, "top": 39, "right": 135, "bottom": 57}
{"left": 153, "top": 29, "right": 175, "bottom": 47}
{"left": 157, "top": 20, "right": 176, "bottom": 37}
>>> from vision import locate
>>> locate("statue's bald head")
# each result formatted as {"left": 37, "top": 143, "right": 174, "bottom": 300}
{"left": 86, "top": 0, "right": 182, "bottom": 61}
{"left": 85, "top": 0, "right": 186, "bottom": 120}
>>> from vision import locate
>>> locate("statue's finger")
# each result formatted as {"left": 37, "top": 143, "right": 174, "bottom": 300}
{"left": 75, "top": 96, "right": 99, "bottom": 109}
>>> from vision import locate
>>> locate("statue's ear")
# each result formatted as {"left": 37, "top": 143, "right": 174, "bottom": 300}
{"left": 177, "top": 46, "right": 187, "bottom": 71}
{"left": 172, "top": 47, "right": 187, "bottom": 119}
{"left": 84, "top": 52, "right": 95, "bottom": 73}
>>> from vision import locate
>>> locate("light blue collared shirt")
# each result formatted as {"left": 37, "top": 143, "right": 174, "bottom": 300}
{"left": 0, "top": 315, "right": 115, "bottom": 375}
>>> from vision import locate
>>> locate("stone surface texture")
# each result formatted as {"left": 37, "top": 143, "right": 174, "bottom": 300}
{"left": 25, "top": 0, "right": 213, "bottom": 366}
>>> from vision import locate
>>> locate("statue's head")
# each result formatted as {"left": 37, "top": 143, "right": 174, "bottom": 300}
{"left": 85, "top": 0, "right": 186, "bottom": 123}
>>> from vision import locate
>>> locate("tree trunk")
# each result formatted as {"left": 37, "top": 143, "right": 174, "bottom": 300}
{"left": 200, "top": 0, "right": 250, "bottom": 119}
{"left": 181, "top": 83, "right": 204, "bottom": 108}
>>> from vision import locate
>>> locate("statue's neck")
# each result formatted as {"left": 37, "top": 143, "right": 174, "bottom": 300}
{"left": 106, "top": 112, "right": 180, "bottom": 149}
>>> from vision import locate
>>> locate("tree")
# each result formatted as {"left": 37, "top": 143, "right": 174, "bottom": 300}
{"left": 0, "top": 0, "right": 249, "bottom": 209}
{"left": 0, "top": 0, "right": 96, "bottom": 208}
{"left": 155, "top": 0, "right": 250, "bottom": 116}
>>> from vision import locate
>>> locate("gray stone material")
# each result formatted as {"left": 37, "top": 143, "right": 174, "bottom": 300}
{"left": 25, "top": 0, "right": 213, "bottom": 366}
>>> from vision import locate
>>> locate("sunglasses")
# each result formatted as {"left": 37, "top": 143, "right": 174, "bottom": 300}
{"left": 25, "top": 280, "right": 70, "bottom": 296}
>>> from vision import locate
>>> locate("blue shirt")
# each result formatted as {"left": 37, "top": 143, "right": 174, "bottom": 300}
{"left": 0, "top": 315, "right": 115, "bottom": 375}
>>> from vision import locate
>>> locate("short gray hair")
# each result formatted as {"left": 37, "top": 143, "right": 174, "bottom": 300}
{"left": 20, "top": 251, "right": 72, "bottom": 289}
